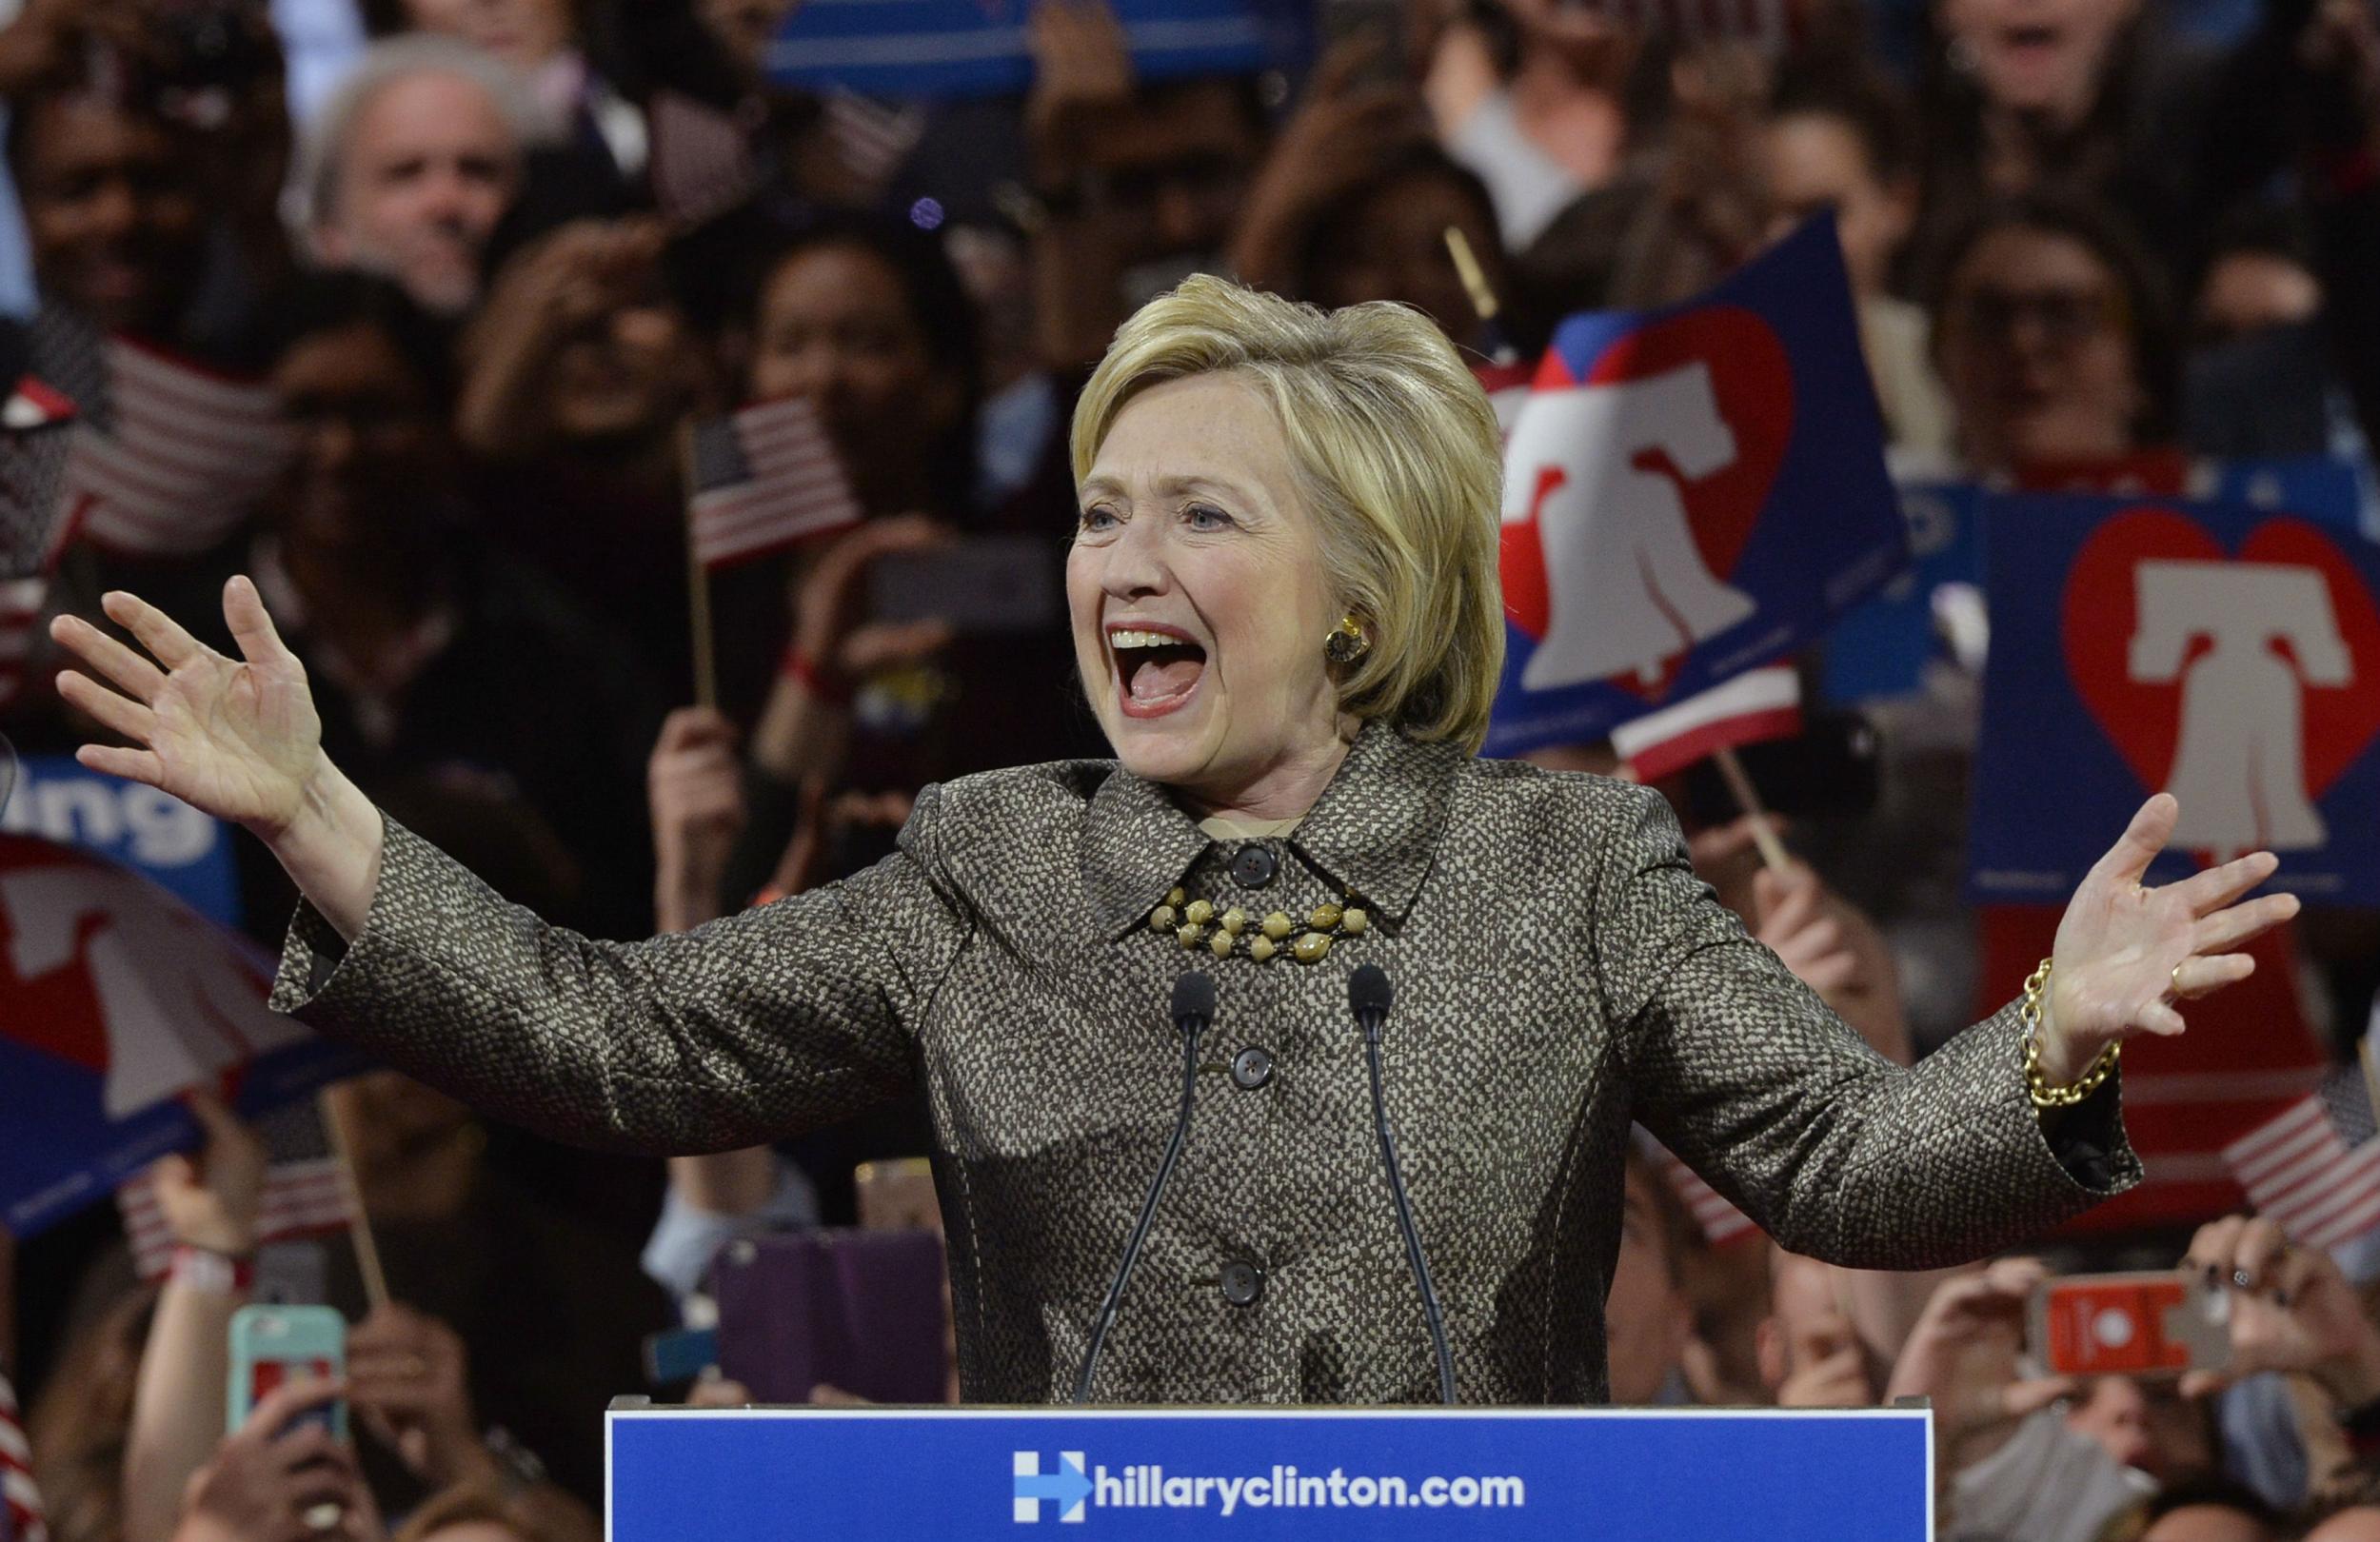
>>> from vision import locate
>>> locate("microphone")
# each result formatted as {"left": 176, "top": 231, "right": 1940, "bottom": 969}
{"left": 1349, "top": 963, "right": 1457, "bottom": 1405}
{"left": 1073, "top": 970, "right": 1216, "bottom": 1402}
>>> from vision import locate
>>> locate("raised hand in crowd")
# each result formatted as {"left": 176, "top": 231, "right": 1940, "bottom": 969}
{"left": 750, "top": 515, "right": 952, "bottom": 786}
{"left": 1760, "top": 1252, "right": 1879, "bottom": 1408}
{"left": 1023, "top": 0, "right": 1136, "bottom": 179}
{"left": 124, "top": 1092, "right": 268, "bottom": 1542}
{"left": 455, "top": 218, "right": 692, "bottom": 463}
{"left": 50, "top": 582, "right": 385, "bottom": 940}
{"left": 1225, "top": 36, "right": 1435, "bottom": 294}
{"left": 347, "top": 1305, "right": 484, "bottom": 1491}
{"left": 1886, "top": 1258, "right": 2075, "bottom": 1463}
{"left": 648, "top": 708, "right": 749, "bottom": 934}
{"left": 2179, "top": 1216, "right": 2380, "bottom": 1413}
{"left": 169, "top": 1378, "right": 385, "bottom": 1542}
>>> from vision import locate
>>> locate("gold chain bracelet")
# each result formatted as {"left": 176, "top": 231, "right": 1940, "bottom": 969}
{"left": 2019, "top": 957, "right": 2120, "bottom": 1109}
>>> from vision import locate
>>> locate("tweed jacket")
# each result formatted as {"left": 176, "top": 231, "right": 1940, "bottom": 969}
{"left": 270, "top": 719, "right": 2141, "bottom": 1404}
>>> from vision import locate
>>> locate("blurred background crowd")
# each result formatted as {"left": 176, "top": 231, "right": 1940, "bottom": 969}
{"left": 1, "top": 0, "right": 2379, "bottom": 1533}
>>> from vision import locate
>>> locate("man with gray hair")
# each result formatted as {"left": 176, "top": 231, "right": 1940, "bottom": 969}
{"left": 301, "top": 36, "right": 551, "bottom": 316}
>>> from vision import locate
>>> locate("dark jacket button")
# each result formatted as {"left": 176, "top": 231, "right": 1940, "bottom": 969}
{"left": 1220, "top": 1260, "right": 1264, "bottom": 1307}
{"left": 1230, "top": 1046, "right": 1273, "bottom": 1091}
{"left": 1228, "top": 843, "right": 1278, "bottom": 888}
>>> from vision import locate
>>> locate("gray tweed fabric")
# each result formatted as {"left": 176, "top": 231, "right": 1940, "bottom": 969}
{"left": 270, "top": 719, "right": 2139, "bottom": 1404}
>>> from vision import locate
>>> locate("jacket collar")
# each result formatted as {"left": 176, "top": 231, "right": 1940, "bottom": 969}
{"left": 1080, "top": 719, "right": 1466, "bottom": 939}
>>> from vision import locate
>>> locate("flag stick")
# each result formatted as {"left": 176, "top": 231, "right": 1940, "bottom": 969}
{"left": 1444, "top": 226, "right": 1500, "bottom": 329}
{"left": 1714, "top": 745, "right": 1792, "bottom": 874}
{"left": 678, "top": 419, "right": 718, "bottom": 711}
{"left": 315, "top": 1088, "right": 389, "bottom": 1314}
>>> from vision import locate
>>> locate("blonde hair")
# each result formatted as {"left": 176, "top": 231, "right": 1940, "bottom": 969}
{"left": 1070, "top": 277, "right": 1507, "bottom": 752}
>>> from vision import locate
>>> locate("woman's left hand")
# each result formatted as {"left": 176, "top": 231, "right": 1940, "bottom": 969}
{"left": 2040, "top": 793, "right": 2301, "bottom": 1084}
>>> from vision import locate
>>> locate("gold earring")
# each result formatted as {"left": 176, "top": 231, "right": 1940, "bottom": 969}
{"left": 1324, "top": 615, "right": 1370, "bottom": 664}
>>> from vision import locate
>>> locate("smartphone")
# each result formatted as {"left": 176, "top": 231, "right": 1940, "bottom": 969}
{"left": 2029, "top": 1273, "right": 2231, "bottom": 1378}
{"left": 868, "top": 537, "right": 1059, "bottom": 637}
{"left": 228, "top": 1305, "right": 347, "bottom": 1439}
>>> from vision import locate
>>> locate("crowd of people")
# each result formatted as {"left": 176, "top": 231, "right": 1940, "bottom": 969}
{"left": 2, "top": 0, "right": 2378, "bottom": 1534}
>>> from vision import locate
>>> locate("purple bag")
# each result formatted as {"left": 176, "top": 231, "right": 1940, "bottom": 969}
{"left": 710, "top": 1228, "right": 949, "bottom": 1404}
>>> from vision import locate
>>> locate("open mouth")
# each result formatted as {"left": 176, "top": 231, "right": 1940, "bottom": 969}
{"left": 1998, "top": 23, "right": 2064, "bottom": 55}
{"left": 1108, "top": 624, "right": 1209, "bottom": 719}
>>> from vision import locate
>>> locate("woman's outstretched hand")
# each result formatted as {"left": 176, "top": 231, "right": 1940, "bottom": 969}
{"left": 49, "top": 578, "right": 383, "bottom": 940}
{"left": 2039, "top": 793, "right": 2302, "bottom": 1084}
{"left": 50, "top": 578, "right": 322, "bottom": 835}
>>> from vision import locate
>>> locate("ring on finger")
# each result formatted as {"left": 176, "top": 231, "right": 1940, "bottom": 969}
{"left": 2171, "top": 961, "right": 2186, "bottom": 998}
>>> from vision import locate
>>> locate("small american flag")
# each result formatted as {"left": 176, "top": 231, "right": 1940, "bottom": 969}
{"left": 821, "top": 89, "right": 924, "bottom": 199}
{"left": 1610, "top": 663, "right": 1803, "bottom": 783}
{"left": 1641, "top": 1130, "right": 1760, "bottom": 1246}
{"left": 2222, "top": 1069, "right": 2380, "bottom": 1251}
{"left": 686, "top": 398, "right": 863, "bottom": 568}
{"left": 0, "top": 1367, "right": 46, "bottom": 1542}
{"left": 115, "top": 1099, "right": 355, "bottom": 1281}
{"left": 648, "top": 90, "right": 763, "bottom": 226}
{"left": 62, "top": 337, "right": 295, "bottom": 559}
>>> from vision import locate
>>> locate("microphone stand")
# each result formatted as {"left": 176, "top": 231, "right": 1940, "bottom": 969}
{"left": 1351, "top": 965, "right": 1457, "bottom": 1404}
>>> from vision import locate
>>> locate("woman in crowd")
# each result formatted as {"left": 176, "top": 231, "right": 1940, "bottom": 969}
{"left": 50, "top": 274, "right": 2292, "bottom": 1403}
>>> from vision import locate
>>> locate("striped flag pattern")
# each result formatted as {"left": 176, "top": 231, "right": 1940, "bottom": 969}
{"left": 687, "top": 398, "right": 863, "bottom": 568}
{"left": 1641, "top": 1131, "right": 1760, "bottom": 1246}
{"left": 0, "top": 579, "right": 46, "bottom": 713}
{"left": 115, "top": 1099, "right": 355, "bottom": 1280}
{"left": 821, "top": 89, "right": 924, "bottom": 197}
{"left": 2222, "top": 1070, "right": 2380, "bottom": 1251}
{"left": 62, "top": 338, "right": 295, "bottom": 559}
{"left": 1610, "top": 662, "right": 1804, "bottom": 782}
{"left": 0, "top": 1368, "right": 46, "bottom": 1542}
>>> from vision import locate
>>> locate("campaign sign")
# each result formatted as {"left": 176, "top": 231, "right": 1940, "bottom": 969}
{"left": 1486, "top": 216, "right": 1906, "bottom": 757}
{"left": 609, "top": 1405, "right": 1932, "bottom": 1539}
{"left": 1970, "top": 495, "right": 2380, "bottom": 905}
{"left": 1819, "top": 482, "right": 1983, "bottom": 703}
{"left": 0, "top": 834, "right": 360, "bottom": 1236}
{"left": 0, "top": 754, "right": 240, "bottom": 923}
{"left": 765, "top": 0, "right": 1306, "bottom": 99}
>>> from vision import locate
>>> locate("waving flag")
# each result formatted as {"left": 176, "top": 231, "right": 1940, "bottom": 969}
{"left": 1487, "top": 216, "right": 1905, "bottom": 757}
{"left": 116, "top": 1099, "right": 354, "bottom": 1279}
{"left": 1969, "top": 494, "right": 2380, "bottom": 905}
{"left": 687, "top": 398, "right": 863, "bottom": 567}
{"left": 2, "top": 366, "right": 76, "bottom": 578}
{"left": 2223, "top": 1070, "right": 2380, "bottom": 1250}
{"left": 63, "top": 337, "right": 296, "bottom": 559}
{"left": 0, "top": 835, "right": 360, "bottom": 1236}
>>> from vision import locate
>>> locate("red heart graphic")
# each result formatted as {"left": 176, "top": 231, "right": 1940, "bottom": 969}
{"left": 1500, "top": 306, "right": 1794, "bottom": 697}
{"left": 2061, "top": 508, "right": 2380, "bottom": 813}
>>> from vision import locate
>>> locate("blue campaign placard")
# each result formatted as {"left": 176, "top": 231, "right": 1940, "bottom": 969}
{"left": 0, "top": 754, "right": 241, "bottom": 924}
{"left": 1819, "top": 482, "right": 1983, "bottom": 703}
{"left": 766, "top": 0, "right": 1309, "bottom": 99}
{"left": 1970, "top": 493, "right": 2380, "bottom": 906}
{"left": 608, "top": 1406, "right": 1932, "bottom": 1540}
{"left": 1487, "top": 216, "right": 1907, "bottom": 757}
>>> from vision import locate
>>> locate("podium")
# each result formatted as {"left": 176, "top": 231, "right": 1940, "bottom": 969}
{"left": 607, "top": 1402, "right": 1933, "bottom": 1538}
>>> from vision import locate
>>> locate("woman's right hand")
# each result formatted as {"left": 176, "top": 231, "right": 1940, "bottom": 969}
{"left": 50, "top": 579, "right": 323, "bottom": 838}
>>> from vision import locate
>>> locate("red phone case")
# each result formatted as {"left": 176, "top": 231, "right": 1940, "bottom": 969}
{"left": 2039, "top": 1277, "right": 2193, "bottom": 1376}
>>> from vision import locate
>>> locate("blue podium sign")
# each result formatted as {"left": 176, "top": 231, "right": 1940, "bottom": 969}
{"left": 607, "top": 1405, "right": 1932, "bottom": 1539}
